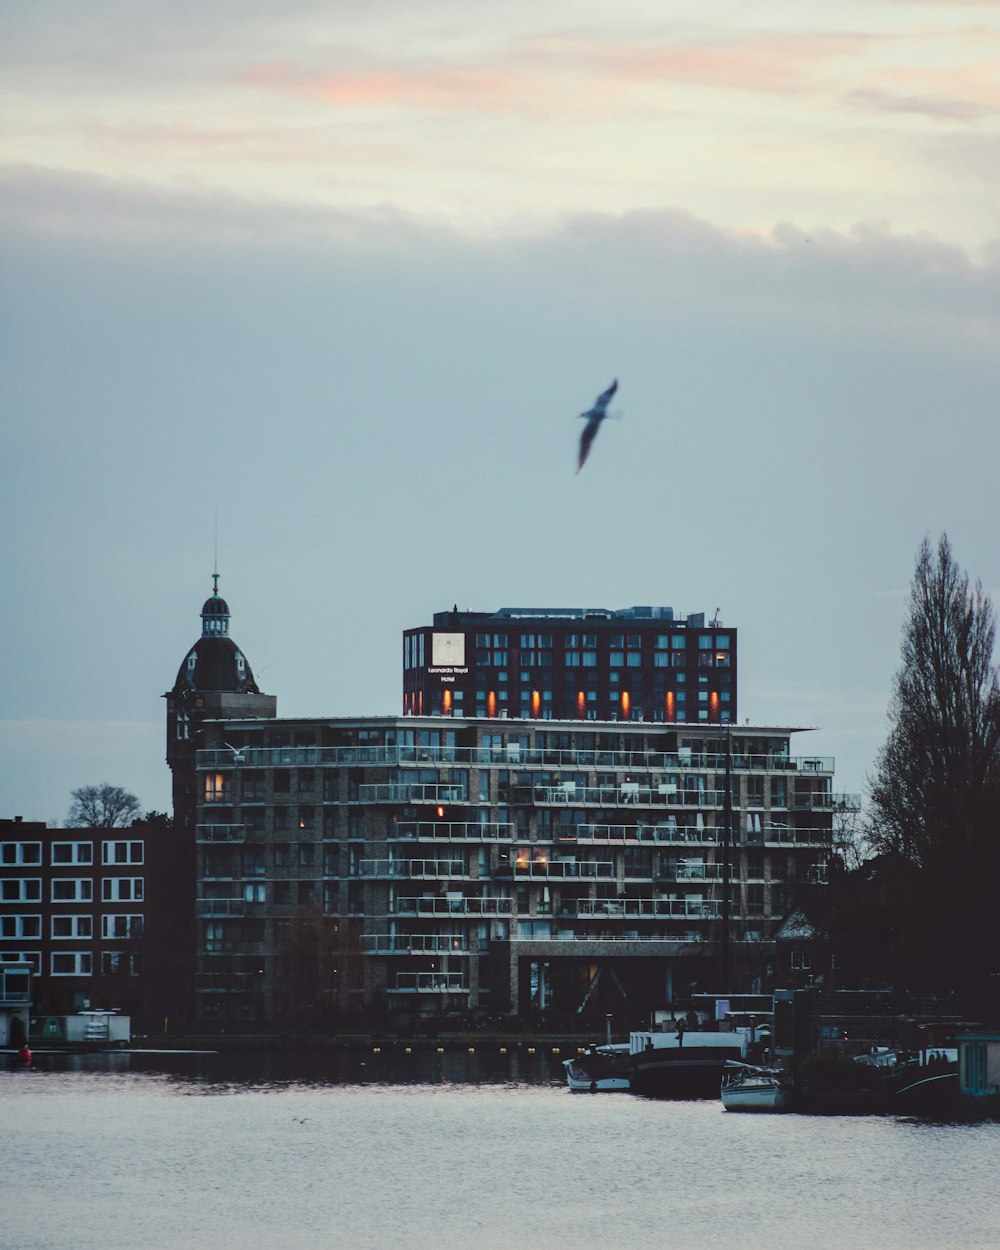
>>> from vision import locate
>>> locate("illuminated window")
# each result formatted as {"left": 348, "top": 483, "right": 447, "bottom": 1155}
{"left": 205, "top": 773, "right": 227, "bottom": 802}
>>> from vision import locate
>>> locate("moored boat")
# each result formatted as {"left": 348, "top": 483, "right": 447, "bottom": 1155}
{"left": 563, "top": 1043, "right": 631, "bottom": 1092}
{"left": 721, "top": 1060, "right": 791, "bottom": 1112}
{"left": 627, "top": 1026, "right": 750, "bottom": 1099}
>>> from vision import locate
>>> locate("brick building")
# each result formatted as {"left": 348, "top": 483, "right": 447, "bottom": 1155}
{"left": 402, "top": 605, "right": 736, "bottom": 723}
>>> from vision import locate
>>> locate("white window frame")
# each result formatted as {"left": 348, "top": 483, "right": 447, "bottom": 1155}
{"left": 51, "top": 914, "right": 94, "bottom": 940}
{"left": 0, "top": 842, "right": 42, "bottom": 866}
{"left": 102, "top": 914, "right": 143, "bottom": 940}
{"left": 101, "top": 840, "right": 144, "bottom": 866}
{"left": 1, "top": 878, "right": 42, "bottom": 903}
{"left": 51, "top": 878, "right": 94, "bottom": 903}
{"left": 51, "top": 841, "right": 94, "bottom": 866}
{"left": 50, "top": 951, "right": 93, "bottom": 976}
{"left": 1, "top": 915, "right": 41, "bottom": 940}
{"left": 102, "top": 877, "right": 144, "bottom": 902}
{"left": 0, "top": 951, "right": 41, "bottom": 973}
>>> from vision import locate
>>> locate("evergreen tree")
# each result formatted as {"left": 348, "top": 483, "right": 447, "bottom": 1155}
{"left": 867, "top": 535, "right": 1000, "bottom": 999}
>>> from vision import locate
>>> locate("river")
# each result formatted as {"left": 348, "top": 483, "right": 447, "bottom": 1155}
{"left": 3, "top": 1049, "right": 998, "bottom": 1250}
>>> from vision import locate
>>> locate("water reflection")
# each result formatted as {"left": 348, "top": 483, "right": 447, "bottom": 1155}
{"left": 5, "top": 1051, "right": 1000, "bottom": 1250}
{"left": 17, "top": 1045, "right": 569, "bottom": 1090}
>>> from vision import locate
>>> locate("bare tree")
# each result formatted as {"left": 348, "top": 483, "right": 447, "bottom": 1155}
{"left": 66, "top": 783, "right": 143, "bottom": 828}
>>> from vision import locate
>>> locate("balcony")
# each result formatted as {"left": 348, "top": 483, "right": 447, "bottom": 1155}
{"left": 789, "top": 792, "right": 861, "bottom": 812}
{"left": 357, "top": 783, "right": 469, "bottom": 805}
{"left": 392, "top": 821, "right": 515, "bottom": 842}
{"left": 358, "top": 859, "right": 468, "bottom": 880}
{"left": 574, "top": 822, "right": 717, "bottom": 845}
{"left": 393, "top": 896, "right": 512, "bottom": 917}
{"left": 196, "top": 898, "right": 247, "bottom": 917}
{"left": 762, "top": 825, "right": 834, "bottom": 847}
{"left": 363, "top": 934, "right": 472, "bottom": 955}
{"left": 512, "top": 859, "right": 615, "bottom": 880}
{"left": 389, "top": 972, "right": 468, "bottom": 994}
{"left": 196, "top": 744, "right": 836, "bottom": 775}
{"left": 577, "top": 897, "right": 720, "bottom": 920}
{"left": 518, "top": 784, "right": 727, "bottom": 809}
{"left": 196, "top": 824, "right": 247, "bottom": 843}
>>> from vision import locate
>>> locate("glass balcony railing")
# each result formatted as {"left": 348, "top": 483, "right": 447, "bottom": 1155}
{"left": 389, "top": 972, "right": 467, "bottom": 994}
{"left": 358, "top": 859, "right": 467, "bottom": 879}
{"left": 391, "top": 821, "right": 515, "bottom": 842}
{"left": 393, "top": 896, "right": 512, "bottom": 917}
{"left": 196, "top": 744, "right": 835, "bottom": 775}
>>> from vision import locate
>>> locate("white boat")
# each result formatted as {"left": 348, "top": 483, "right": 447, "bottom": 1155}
{"left": 720, "top": 1061, "right": 791, "bottom": 1112}
{"left": 563, "top": 1043, "right": 631, "bottom": 1092}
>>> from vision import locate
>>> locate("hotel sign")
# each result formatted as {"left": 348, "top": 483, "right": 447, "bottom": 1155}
{"left": 430, "top": 632, "right": 468, "bottom": 682}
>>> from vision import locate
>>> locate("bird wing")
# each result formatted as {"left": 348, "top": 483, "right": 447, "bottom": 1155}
{"left": 577, "top": 417, "right": 600, "bottom": 473}
{"left": 592, "top": 378, "right": 617, "bottom": 414}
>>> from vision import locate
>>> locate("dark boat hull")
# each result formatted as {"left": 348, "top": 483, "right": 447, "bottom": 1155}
{"left": 630, "top": 1045, "right": 745, "bottom": 1099}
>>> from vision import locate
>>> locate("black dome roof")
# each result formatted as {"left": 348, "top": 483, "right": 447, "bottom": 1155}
{"left": 172, "top": 575, "right": 261, "bottom": 695}
{"left": 202, "top": 594, "right": 230, "bottom": 617}
{"left": 173, "top": 636, "right": 259, "bottom": 695}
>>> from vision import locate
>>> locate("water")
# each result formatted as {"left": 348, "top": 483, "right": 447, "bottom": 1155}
{"left": 3, "top": 1050, "right": 999, "bottom": 1250}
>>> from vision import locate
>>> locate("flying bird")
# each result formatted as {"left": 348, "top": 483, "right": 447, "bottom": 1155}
{"left": 576, "top": 379, "right": 618, "bottom": 473}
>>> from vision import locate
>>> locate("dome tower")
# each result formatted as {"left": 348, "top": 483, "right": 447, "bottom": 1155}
{"left": 165, "top": 573, "right": 277, "bottom": 831}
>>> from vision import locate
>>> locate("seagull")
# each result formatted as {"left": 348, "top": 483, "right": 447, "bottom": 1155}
{"left": 576, "top": 379, "right": 618, "bottom": 473}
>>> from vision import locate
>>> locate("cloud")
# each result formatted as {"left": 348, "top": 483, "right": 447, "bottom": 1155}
{"left": 238, "top": 61, "right": 520, "bottom": 110}
{"left": 849, "top": 86, "right": 994, "bottom": 120}
{"left": 587, "top": 31, "right": 876, "bottom": 96}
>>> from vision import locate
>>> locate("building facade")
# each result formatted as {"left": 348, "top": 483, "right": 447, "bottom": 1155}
{"left": 188, "top": 715, "right": 855, "bottom": 1027}
{"left": 0, "top": 817, "right": 183, "bottom": 1023}
{"left": 402, "top": 606, "right": 737, "bottom": 724}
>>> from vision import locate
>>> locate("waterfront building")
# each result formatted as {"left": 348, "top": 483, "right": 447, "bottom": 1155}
{"left": 188, "top": 714, "right": 854, "bottom": 1025}
{"left": 0, "top": 817, "right": 183, "bottom": 1024}
{"left": 402, "top": 606, "right": 737, "bottom": 724}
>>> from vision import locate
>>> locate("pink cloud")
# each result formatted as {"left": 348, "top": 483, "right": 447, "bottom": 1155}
{"left": 527, "top": 31, "right": 877, "bottom": 95}
{"left": 239, "top": 62, "right": 519, "bottom": 110}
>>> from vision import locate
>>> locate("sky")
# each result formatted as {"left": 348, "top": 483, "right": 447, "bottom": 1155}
{"left": 2, "top": 0, "right": 999, "bottom": 825}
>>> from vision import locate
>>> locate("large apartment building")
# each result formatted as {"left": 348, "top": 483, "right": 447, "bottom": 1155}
{"left": 190, "top": 715, "right": 853, "bottom": 1026}
{"left": 402, "top": 606, "right": 736, "bottom": 724}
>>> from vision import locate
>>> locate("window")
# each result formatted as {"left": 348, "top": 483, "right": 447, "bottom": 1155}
{"left": 52, "top": 842, "right": 93, "bottom": 865}
{"left": 1, "top": 915, "right": 41, "bottom": 939}
{"left": 564, "top": 652, "right": 580, "bottom": 667}
{"left": 626, "top": 652, "right": 642, "bottom": 667}
{"left": 102, "top": 841, "right": 143, "bottom": 865}
{"left": 102, "top": 951, "right": 140, "bottom": 976}
{"left": 52, "top": 878, "right": 93, "bottom": 902}
{"left": 609, "top": 653, "right": 624, "bottom": 668}
{"left": 698, "top": 635, "right": 713, "bottom": 649}
{"left": 205, "top": 773, "right": 227, "bottom": 802}
{"left": 0, "top": 843, "right": 41, "bottom": 866}
{"left": 102, "top": 877, "right": 143, "bottom": 902}
{"left": 0, "top": 878, "right": 41, "bottom": 902}
{"left": 51, "top": 915, "right": 92, "bottom": 939}
{"left": 102, "top": 914, "right": 143, "bottom": 940}
{"left": 582, "top": 652, "right": 597, "bottom": 668}
{"left": 244, "top": 882, "right": 266, "bottom": 903}
{"left": 51, "top": 952, "right": 92, "bottom": 976}
{"left": 0, "top": 951, "right": 40, "bottom": 973}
